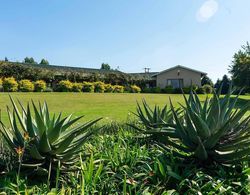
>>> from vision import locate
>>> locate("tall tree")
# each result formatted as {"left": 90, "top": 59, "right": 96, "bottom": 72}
{"left": 24, "top": 57, "right": 37, "bottom": 64}
{"left": 201, "top": 75, "right": 213, "bottom": 86}
{"left": 40, "top": 58, "right": 49, "bottom": 65}
{"left": 215, "top": 75, "right": 231, "bottom": 94}
{"left": 229, "top": 42, "right": 250, "bottom": 91}
{"left": 4, "top": 57, "right": 8, "bottom": 62}
{"left": 100, "top": 63, "right": 111, "bottom": 70}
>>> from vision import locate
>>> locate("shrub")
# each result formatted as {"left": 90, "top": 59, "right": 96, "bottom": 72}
{"left": 113, "top": 85, "right": 124, "bottom": 93}
{"left": 151, "top": 87, "right": 161, "bottom": 93}
{"left": 44, "top": 87, "right": 53, "bottom": 92}
{"left": 34, "top": 80, "right": 46, "bottom": 92}
{"left": 94, "top": 81, "right": 105, "bottom": 93}
{"left": 0, "top": 78, "right": 3, "bottom": 92}
{"left": 57, "top": 80, "right": 73, "bottom": 92}
{"left": 173, "top": 88, "right": 182, "bottom": 94}
{"left": 72, "top": 83, "right": 83, "bottom": 92}
{"left": 2, "top": 77, "right": 18, "bottom": 92}
{"left": 130, "top": 85, "right": 141, "bottom": 93}
{"left": 18, "top": 79, "right": 34, "bottom": 92}
{"left": 202, "top": 84, "right": 213, "bottom": 94}
{"left": 162, "top": 85, "right": 174, "bottom": 93}
{"left": 104, "top": 84, "right": 114, "bottom": 92}
{"left": 0, "top": 97, "right": 102, "bottom": 171}
{"left": 142, "top": 87, "right": 152, "bottom": 93}
{"left": 83, "top": 82, "right": 95, "bottom": 92}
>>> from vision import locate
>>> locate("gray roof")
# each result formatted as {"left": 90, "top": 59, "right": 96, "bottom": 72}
{"left": 152, "top": 65, "right": 207, "bottom": 77}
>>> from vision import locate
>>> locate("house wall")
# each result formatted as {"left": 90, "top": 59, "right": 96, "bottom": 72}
{"left": 156, "top": 67, "right": 202, "bottom": 88}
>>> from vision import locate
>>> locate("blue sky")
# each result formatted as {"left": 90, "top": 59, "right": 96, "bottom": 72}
{"left": 0, "top": 0, "right": 250, "bottom": 81}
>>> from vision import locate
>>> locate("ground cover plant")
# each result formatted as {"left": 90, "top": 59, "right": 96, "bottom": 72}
{"left": 0, "top": 92, "right": 249, "bottom": 194}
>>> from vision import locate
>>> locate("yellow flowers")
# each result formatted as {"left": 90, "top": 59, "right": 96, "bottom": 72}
{"left": 15, "top": 146, "right": 24, "bottom": 156}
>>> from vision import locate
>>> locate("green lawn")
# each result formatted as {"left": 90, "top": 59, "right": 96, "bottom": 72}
{"left": 0, "top": 93, "right": 249, "bottom": 124}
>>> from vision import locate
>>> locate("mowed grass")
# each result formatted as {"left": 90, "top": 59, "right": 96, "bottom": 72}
{"left": 0, "top": 93, "right": 249, "bottom": 125}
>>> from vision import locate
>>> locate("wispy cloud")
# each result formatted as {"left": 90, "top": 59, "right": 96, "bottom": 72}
{"left": 196, "top": 0, "right": 219, "bottom": 22}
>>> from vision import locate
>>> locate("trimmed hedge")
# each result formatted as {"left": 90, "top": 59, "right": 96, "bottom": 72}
{"left": 57, "top": 80, "right": 73, "bottom": 92}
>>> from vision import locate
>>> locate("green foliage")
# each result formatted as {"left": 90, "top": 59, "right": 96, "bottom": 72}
{"left": 201, "top": 75, "right": 213, "bottom": 86}
{"left": 113, "top": 85, "right": 124, "bottom": 93}
{"left": 152, "top": 87, "right": 161, "bottom": 93}
{"left": 83, "top": 81, "right": 95, "bottom": 92}
{"left": 229, "top": 42, "right": 250, "bottom": 91}
{"left": 162, "top": 85, "right": 174, "bottom": 93}
{"left": 57, "top": 80, "right": 73, "bottom": 92}
{"left": 72, "top": 83, "right": 83, "bottom": 92}
{"left": 18, "top": 79, "right": 34, "bottom": 92}
{"left": 104, "top": 84, "right": 114, "bottom": 92}
{"left": 202, "top": 84, "right": 213, "bottom": 94}
{"left": 100, "top": 63, "right": 111, "bottom": 70}
{"left": 24, "top": 57, "right": 37, "bottom": 64}
{"left": 0, "top": 97, "right": 102, "bottom": 171}
{"left": 2, "top": 77, "right": 18, "bottom": 92}
{"left": 39, "top": 59, "right": 49, "bottom": 65}
{"left": 34, "top": 80, "right": 46, "bottom": 92}
{"left": 94, "top": 81, "right": 105, "bottom": 93}
{"left": 130, "top": 85, "right": 141, "bottom": 93}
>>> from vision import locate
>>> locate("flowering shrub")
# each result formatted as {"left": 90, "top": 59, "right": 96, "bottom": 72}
{"left": 104, "top": 84, "right": 114, "bottom": 92}
{"left": 19, "top": 79, "right": 34, "bottom": 92}
{"left": 2, "top": 77, "right": 18, "bottom": 92}
{"left": 113, "top": 85, "right": 124, "bottom": 93}
{"left": 57, "top": 80, "right": 73, "bottom": 92}
{"left": 72, "top": 83, "right": 83, "bottom": 92}
{"left": 34, "top": 80, "right": 46, "bottom": 92}
{"left": 94, "top": 81, "right": 105, "bottom": 93}
{"left": 83, "top": 82, "right": 95, "bottom": 92}
{"left": 130, "top": 85, "right": 141, "bottom": 93}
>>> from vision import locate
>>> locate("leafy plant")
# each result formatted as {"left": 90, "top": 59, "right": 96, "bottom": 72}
{"left": 34, "top": 80, "right": 46, "bottom": 92}
{"left": 165, "top": 87, "right": 250, "bottom": 164}
{"left": 130, "top": 85, "right": 141, "bottom": 93}
{"left": 94, "top": 81, "right": 105, "bottom": 93}
{"left": 18, "top": 79, "right": 34, "bottom": 92}
{"left": 113, "top": 85, "right": 124, "bottom": 93}
{"left": 2, "top": 77, "right": 18, "bottom": 92}
{"left": 57, "top": 80, "right": 73, "bottom": 92}
{"left": 0, "top": 96, "right": 102, "bottom": 171}
{"left": 72, "top": 83, "right": 83, "bottom": 92}
{"left": 82, "top": 82, "right": 95, "bottom": 92}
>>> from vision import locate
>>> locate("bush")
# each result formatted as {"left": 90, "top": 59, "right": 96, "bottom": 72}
{"left": 202, "top": 84, "right": 213, "bottom": 94}
{"left": 2, "top": 77, "right": 18, "bottom": 92}
{"left": 151, "top": 87, "right": 161, "bottom": 93}
{"left": 44, "top": 87, "right": 53, "bottom": 92}
{"left": 113, "top": 85, "right": 124, "bottom": 93}
{"left": 173, "top": 88, "right": 182, "bottom": 94}
{"left": 72, "top": 83, "right": 83, "bottom": 92}
{"left": 104, "top": 84, "right": 114, "bottom": 92}
{"left": 162, "top": 85, "right": 174, "bottom": 93}
{"left": 94, "top": 81, "right": 105, "bottom": 93}
{"left": 18, "top": 79, "right": 34, "bottom": 92}
{"left": 34, "top": 80, "right": 46, "bottom": 92}
{"left": 57, "top": 80, "right": 73, "bottom": 92}
{"left": 130, "top": 85, "right": 141, "bottom": 93}
{"left": 142, "top": 87, "right": 152, "bottom": 93}
{"left": 83, "top": 82, "right": 95, "bottom": 92}
{"left": 0, "top": 78, "right": 3, "bottom": 92}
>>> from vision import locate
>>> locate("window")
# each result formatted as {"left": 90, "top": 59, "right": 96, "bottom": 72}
{"left": 167, "top": 79, "right": 183, "bottom": 88}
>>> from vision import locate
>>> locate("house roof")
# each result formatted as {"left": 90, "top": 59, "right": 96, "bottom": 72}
{"left": 152, "top": 65, "right": 207, "bottom": 77}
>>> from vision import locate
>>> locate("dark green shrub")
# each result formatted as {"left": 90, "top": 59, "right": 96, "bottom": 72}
{"left": 202, "top": 84, "right": 213, "bottom": 94}
{"left": 57, "top": 80, "right": 73, "bottom": 92}
{"left": 142, "top": 88, "right": 152, "bottom": 93}
{"left": 2, "top": 77, "right": 18, "bottom": 92}
{"left": 18, "top": 79, "right": 34, "bottom": 92}
{"left": 72, "top": 83, "right": 83, "bottom": 92}
{"left": 162, "top": 85, "right": 174, "bottom": 93}
{"left": 34, "top": 80, "right": 46, "bottom": 92}
{"left": 94, "top": 81, "right": 105, "bottom": 93}
{"left": 83, "top": 82, "right": 94, "bottom": 92}
{"left": 173, "top": 88, "right": 182, "bottom": 94}
{"left": 151, "top": 87, "right": 161, "bottom": 93}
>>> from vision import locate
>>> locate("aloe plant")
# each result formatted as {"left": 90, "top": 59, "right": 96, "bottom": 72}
{"left": 0, "top": 96, "right": 102, "bottom": 170}
{"left": 169, "top": 88, "right": 250, "bottom": 163}
{"left": 133, "top": 88, "right": 250, "bottom": 164}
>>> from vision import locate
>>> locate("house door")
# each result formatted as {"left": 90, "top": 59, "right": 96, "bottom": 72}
{"left": 167, "top": 79, "right": 183, "bottom": 88}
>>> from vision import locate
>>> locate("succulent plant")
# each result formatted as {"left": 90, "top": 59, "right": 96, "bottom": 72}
{"left": 0, "top": 96, "right": 102, "bottom": 170}
{"left": 132, "top": 87, "right": 250, "bottom": 164}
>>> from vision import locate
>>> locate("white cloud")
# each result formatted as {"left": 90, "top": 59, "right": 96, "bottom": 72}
{"left": 196, "top": 0, "right": 219, "bottom": 22}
